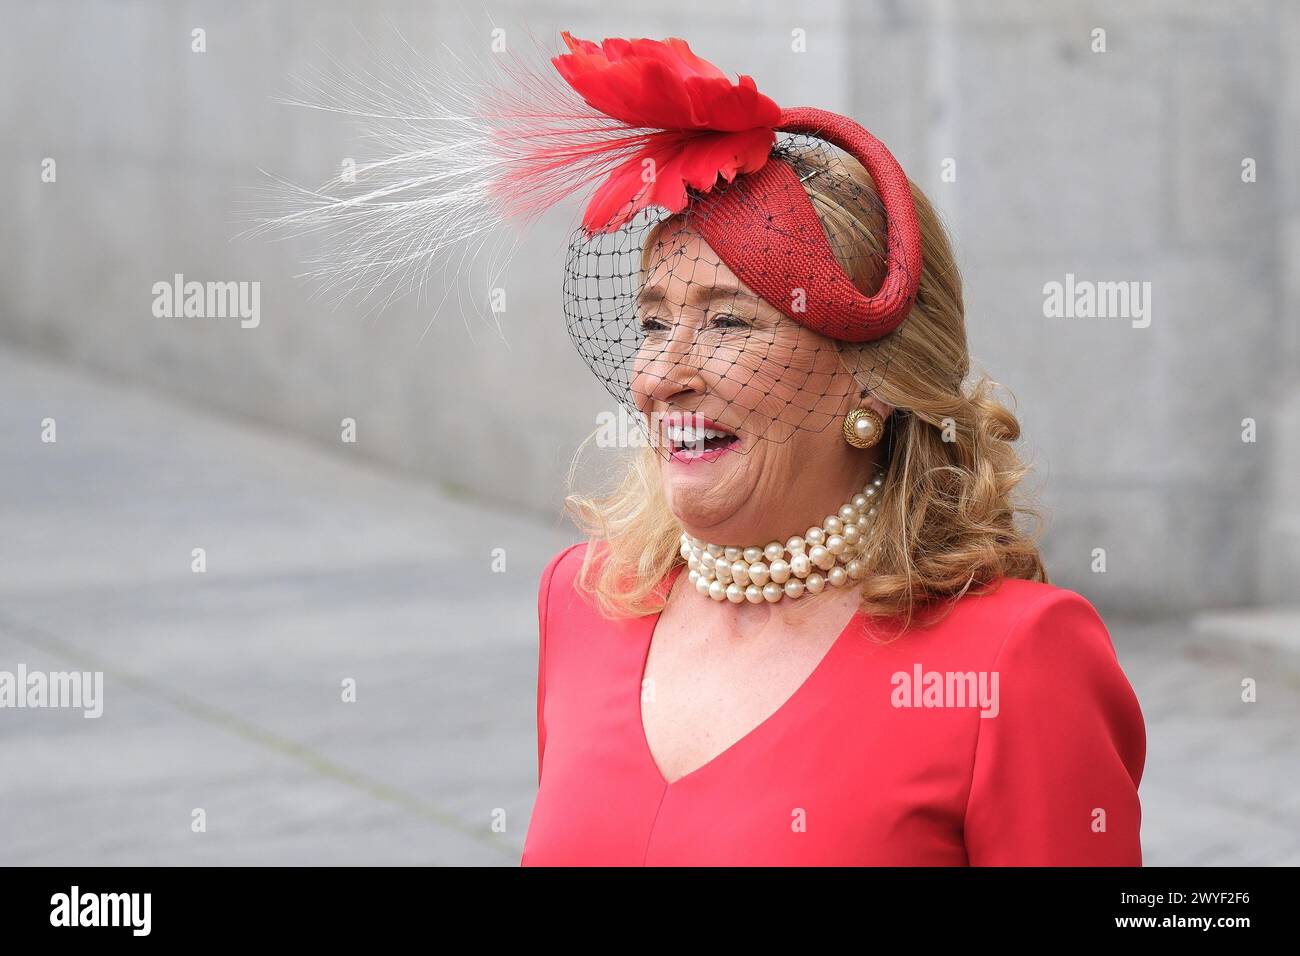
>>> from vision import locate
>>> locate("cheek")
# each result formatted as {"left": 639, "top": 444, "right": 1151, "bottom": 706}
{"left": 798, "top": 413, "right": 847, "bottom": 465}
{"left": 710, "top": 336, "right": 847, "bottom": 442}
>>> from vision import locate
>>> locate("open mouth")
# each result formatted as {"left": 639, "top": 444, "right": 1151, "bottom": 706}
{"left": 663, "top": 419, "right": 741, "bottom": 461}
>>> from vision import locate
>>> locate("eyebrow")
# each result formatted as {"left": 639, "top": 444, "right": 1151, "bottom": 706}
{"left": 637, "top": 283, "right": 755, "bottom": 307}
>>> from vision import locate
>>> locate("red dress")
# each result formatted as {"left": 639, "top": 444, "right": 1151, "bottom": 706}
{"left": 521, "top": 542, "right": 1146, "bottom": 866}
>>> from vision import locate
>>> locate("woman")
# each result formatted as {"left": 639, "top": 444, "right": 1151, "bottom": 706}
{"left": 516, "top": 34, "right": 1145, "bottom": 866}
{"left": 265, "top": 28, "right": 1144, "bottom": 866}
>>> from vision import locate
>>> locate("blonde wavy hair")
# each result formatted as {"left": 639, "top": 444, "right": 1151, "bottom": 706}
{"left": 562, "top": 145, "right": 1048, "bottom": 630}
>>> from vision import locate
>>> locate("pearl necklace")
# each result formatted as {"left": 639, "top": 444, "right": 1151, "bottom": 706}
{"left": 679, "top": 471, "right": 885, "bottom": 603}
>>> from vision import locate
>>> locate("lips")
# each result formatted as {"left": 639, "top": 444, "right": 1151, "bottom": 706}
{"left": 658, "top": 411, "right": 741, "bottom": 462}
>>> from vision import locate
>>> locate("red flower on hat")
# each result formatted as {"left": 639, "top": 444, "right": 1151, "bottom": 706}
{"left": 550, "top": 32, "right": 782, "bottom": 232}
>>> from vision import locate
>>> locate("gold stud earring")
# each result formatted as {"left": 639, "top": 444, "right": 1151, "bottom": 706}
{"left": 842, "top": 407, "right": 884, "bottom": 449}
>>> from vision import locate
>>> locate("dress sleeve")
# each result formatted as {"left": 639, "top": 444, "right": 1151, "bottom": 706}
{"left": 963, "top": 588, "right": 1146, "bottom": 865}
{"left": 535, "top": 545, "right": 576, "bottom": 787}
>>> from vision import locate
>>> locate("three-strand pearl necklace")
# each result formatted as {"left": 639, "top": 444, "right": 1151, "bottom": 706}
{"left": 680, "top": 471, "right": 885, "bottom": 603}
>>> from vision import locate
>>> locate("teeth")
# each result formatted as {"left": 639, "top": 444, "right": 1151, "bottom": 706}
{"left": 665, "top": 424, "right": 734, "bottom": 447}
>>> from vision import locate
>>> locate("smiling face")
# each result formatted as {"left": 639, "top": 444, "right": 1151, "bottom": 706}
{"left": 631, "top": 217, "right": 891, "bottom": 546}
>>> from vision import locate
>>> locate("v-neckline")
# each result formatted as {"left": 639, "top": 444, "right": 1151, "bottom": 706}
{"left": 635, "top": 562, "right": 863, "bottom": 790}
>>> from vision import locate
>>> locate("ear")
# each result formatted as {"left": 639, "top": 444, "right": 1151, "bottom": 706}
{"left": 859, "top": 393, "right": 895, "bottom": 422}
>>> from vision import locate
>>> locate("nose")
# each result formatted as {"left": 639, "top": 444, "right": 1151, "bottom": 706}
{"left": 631, "top": 323, "right": 709, "bottom": 416}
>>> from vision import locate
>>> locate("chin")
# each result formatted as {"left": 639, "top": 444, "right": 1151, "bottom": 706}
{"left": 662, "top": 469, "right": 754, "bottom": 540}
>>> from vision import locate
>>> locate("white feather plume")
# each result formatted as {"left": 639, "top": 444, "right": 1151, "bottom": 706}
{"left": 243, "top": 24, "right": 649, "bottom": 337}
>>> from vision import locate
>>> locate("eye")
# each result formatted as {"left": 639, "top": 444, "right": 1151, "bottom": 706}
{"left": 708, "top": 313, "right": 749, "bottom": 329}
{"left": 638, "top": 316, "right": 669, "bottom": 333}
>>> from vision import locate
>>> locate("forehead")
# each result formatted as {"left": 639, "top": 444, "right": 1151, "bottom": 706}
{"left": 639, "top": 217, "right": 745, "bottom": 300}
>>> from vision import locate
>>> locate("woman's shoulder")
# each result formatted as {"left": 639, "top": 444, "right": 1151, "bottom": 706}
{"left": 927, "top": 577, "right": 1145, "bottom": 780}
{"left": 965, "top": 575, "right": 1099, "bottom": 614}
{"left": 924, "top": 576, "right": 1119, "bottom": 670}
{"left": 537, "top": 541, "right": 592, "bottom": 621}
{"left": 952, "top": 576, "right": 1107, "bottom": 629}
{"left": 539, "top": 540, "right": 590, "bottom": 591}
{"left": 539, "top": 538, "right": 629, "bottom": 616}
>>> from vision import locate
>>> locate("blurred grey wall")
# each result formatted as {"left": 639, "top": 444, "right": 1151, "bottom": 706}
{"left": 1, "top": 0, "right": 1296, "bottom": 614}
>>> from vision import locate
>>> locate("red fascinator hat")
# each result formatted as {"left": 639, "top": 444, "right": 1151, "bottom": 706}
{"left": 262, "top": 30, "right": 924, "bottom": 453}
{"left": 494, "top": 32, "right": 922, "bottom": 344}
